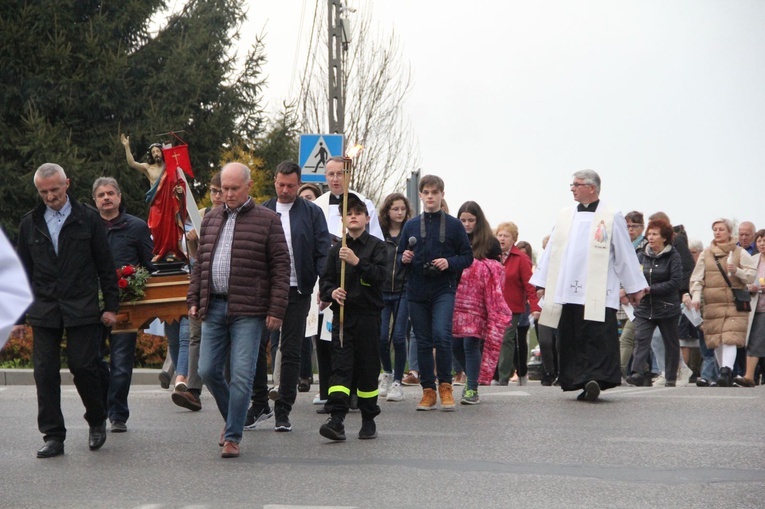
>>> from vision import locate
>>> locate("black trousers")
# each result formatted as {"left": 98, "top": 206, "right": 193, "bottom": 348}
{"left": 33, "top": 323, "right": 107, "bottom": 442}
{"left": 315, "top": 314, "right": 333, "bottom": 400}
{"left": 274, "top": 289, "right": 311, "bottom": 418}
{"left": 557, "top": 305, "right": 621, "bottom": 392}
{"left": 324, "top": 312, "right": 381, "bottom": 421}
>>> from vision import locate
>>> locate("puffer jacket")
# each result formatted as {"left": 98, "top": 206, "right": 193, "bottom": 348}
{"left": 452, "top": 258, "right": 512, "bottom": 385}
{"left": 187, "top": 199, "right": 290, "bottom": 320}
{"left": 635, "top": 244, "right": 682, "bottom": 320}
{"left": 690, "top": 241, "right": 756, "bottom": 348}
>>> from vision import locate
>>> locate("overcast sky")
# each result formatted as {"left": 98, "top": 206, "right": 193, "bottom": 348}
{"left": 245, "top": 0, "right": 765, "bottom": 255}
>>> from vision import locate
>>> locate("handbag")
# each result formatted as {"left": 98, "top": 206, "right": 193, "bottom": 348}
{"left": 714, "top": 256, "right": 752, "bottom": 312}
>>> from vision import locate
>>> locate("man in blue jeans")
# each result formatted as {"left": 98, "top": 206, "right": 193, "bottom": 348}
{"left": 93, "top": 177, "right": 155, "bottom": 433}
{"left": 188, "top": 162, "right": 290, "bottom": 458}
{"left": 399, "top": 175, "right": 473, "bottom": 411}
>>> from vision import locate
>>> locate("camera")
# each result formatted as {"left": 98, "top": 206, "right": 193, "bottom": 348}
{"left": 423, "top": 261, "right": 441, "bottom": 278}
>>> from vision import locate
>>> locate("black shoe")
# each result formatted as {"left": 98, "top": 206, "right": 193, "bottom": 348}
{"left": 665, "top": 380, "right": 676, "bottom": 387}
{"left": 158, "top": 371, "right": 171, "bottom": 389}
{"left": 316, "top": 407, "right": 329, "bottom": 414}
{"left": 625, "top": 373, "right": 645, "bottom": 386}
{"left": 540, "top": 373, "right": 555, "bottom": 386}
{"left": 717, "top": 367, "right": 733, "bottom": 387}
{"left": 696, "top": 377, "right": 710, "bottom": 387}
{"left": 110, "top": 421, "right": 127, "bottom": 433}
{"left": 37, "top": 440, "right": 64, "bottom": 458}
{"left": 358, "top": 419, "right": 377, "bottom": 440}
{"left": 244, "top": 404, "right": 273, "bottom": 430}
{"left": 274, "top": 416, "right": 292, "bottom": 432}
{"left": 297, "top": 378, "right": 311, "bottom": 393}
{"left": 583, "top": 380, "right": 601, "bottom": 401}
{"left": 319, "top": 417, "right": 346, "bottom": 441}
{"left": 89, "top": 421, "right": 107, "bottom": 450}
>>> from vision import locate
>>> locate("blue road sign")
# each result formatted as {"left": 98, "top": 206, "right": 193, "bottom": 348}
{"left": 299, "top": 134, "right": 344, "bottom": 183}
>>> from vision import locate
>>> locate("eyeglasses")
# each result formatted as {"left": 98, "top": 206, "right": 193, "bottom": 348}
{"left": 627, "top": 224, "right": 643, "bottom": 230}
{"left": 325, "top": 172, "right": 344, "bottom": 180}
{"left": 570, "top": 183, "right": 590, "bottom": 188}
{"left": 210, "top": 188, "right": 222, "bottom": 195}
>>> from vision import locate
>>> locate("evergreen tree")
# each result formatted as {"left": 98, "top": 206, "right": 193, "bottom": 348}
{"left": 0, "top": 0, "right": 266, "bottom": 239}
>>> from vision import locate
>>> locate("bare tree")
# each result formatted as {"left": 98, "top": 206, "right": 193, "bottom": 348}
{"left": 297, "top": 3, "right": 419, "bottom": 205}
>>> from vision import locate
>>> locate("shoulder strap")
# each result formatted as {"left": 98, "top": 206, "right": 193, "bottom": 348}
{"left": 713, "top": 256, "right": 733, "bottom": 288}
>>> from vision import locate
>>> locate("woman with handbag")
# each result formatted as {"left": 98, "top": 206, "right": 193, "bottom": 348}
{"left": 686, "top": 218, "right": 756, "bottom": 386}
{"left": 733, "top": 229, "right": 765, "bottom": 387}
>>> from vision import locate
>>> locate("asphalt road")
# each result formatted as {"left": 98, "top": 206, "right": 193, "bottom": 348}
{"left": 1, "top": 381, "right": 763, "bottom": 509}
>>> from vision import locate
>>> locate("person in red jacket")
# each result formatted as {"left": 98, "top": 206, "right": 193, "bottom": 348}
{"left": 495, "top": 222, "right": 541, "bottom": 385}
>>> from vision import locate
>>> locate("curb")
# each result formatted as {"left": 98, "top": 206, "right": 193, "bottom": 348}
{"left": 0, "top": 368, "right": 165, "bottom": 386}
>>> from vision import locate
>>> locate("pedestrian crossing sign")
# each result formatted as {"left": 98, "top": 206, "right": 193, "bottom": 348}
{"left": 299, "top": 134, "right": 344, "bottom": 183}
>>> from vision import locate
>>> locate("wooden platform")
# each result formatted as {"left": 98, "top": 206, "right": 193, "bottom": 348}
{"left": 113, "top": 273, "right": 190, "bottom": 332}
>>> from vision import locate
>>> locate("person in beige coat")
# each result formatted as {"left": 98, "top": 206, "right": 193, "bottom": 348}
{"left": 686, "top": 218, "right": 756, "bottom": 387}
{"left": 733, "top": 229, "right": 765, "bottom": 387}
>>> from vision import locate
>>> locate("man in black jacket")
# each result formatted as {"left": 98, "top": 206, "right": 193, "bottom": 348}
{"left": 245, "top": 161, "right": 330, "bottom": 432}
{"left": 12, "top": 163, "right": 119, "bottom": 458}
{"left": 92, "top": 177, "right": 155, "bottom": 432}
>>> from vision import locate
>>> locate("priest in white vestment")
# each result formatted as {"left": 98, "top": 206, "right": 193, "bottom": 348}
{"left": 531, "top": 170, "right": 647, "bottom": 401}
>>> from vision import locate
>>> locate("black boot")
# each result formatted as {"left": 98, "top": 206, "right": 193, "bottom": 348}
{"left": 717, "top": 367, "right": 733, "bottom": 387}
{"left": 320, "top": 415, "right": 346, "bottom": 441}
{"left": 358, "top": 419, "right": 377, "bottom": 440}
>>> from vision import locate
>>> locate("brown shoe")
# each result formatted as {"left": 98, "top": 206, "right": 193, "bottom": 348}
{"left": 402, "top": 371, "right": 420, "bottom": 386}
{"left": 733, "top": 376, "right": 756, "bottom": 388}
{"left": 438, "top": 382, "right": 456, "bottom": 411}
{"left": 416, "top": 388, "right": 437, "bottom": 411}
{"left": 453, "top": 371, "right": 467, "bottom": 386}
{"left": 172, "top": 390, "right": 202, "bottom": 411}
{"left": 221, "top": 440, "right": 239, "bottom": 458}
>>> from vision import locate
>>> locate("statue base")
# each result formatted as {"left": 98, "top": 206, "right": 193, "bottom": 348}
{"left": 152, "top": 260, "right": 187, "bottom": 276}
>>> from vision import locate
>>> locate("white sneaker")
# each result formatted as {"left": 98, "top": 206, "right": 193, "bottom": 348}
{"left": 313, "top": 394, "right": 327, "bottom": 405}
{"left": 652, "top": 374, "right": 666, "bottom": 388}
{"left": 676, "top": 364, "right": 692, "bottom": 387}
{"left": 378, "top": 373, "right": 394, "bottom": 398}
{"left": 386, "top": 381, "right": 405, "bottom": 402}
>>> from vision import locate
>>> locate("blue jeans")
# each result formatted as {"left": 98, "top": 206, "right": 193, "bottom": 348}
{"left": 107, "top": 332, "right": 137, "bottom": 423}
{"left": 452, "top": 336, "right": 481, "bottom": 391}
{"left": 166, "top": 318, "right": 190, "bottom": 377}
{"left": 380, "top": 292, "right": 409, "bottom": 381}
{"left": 408, "top": 292, "right": 455, "bottom": 389}
{"left": 650, "top": 327, "right": 664, "bottom": 373}
{"left": 698, "top": 330, "right": 719, "bottom": 381}
{"left": 408, "top": 325, "right": 419, "bottom": 372}
{"left": 199, "top": 298, "right": 263, "bottom": 443}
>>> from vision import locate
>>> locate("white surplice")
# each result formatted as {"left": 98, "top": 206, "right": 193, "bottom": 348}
{"left": 0, "top": 229, "right": 34, "bottom": 349}
{"left": 531, "top": 202, "right": 646, "bottom": 327}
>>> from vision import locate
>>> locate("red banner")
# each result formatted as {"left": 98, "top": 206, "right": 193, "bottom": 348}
{"left": 162, "top": 144, "right": 194, "bottom": 178}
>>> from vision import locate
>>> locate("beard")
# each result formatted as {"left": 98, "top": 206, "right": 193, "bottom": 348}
{"left": 152, "top": 154, "right": 164, "bottom": 165}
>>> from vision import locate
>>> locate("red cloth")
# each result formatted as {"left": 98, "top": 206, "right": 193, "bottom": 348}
{"left": 501, "top": 245, "right": 541, "bottom": 313}
{"left": 147, "top": 167, "right": 187, "bottom": 261}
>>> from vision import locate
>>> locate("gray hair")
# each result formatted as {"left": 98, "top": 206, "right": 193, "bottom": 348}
{"left": 711, "top": 218, "right": 734, "bottom": 233}
{"left": 221, "top": 162, "right": 252, "bottom": 183}
{"left": 572, "top": 169, "right": 601, "bottom": 193}
{"left": 34, "top": 163, "right": 66, "bottom": 182}
{"left": 688, "top": 238, "right": 703, "bottom": 251}
{"left": 92, "top": 177, "right": 121, "bottom": 198}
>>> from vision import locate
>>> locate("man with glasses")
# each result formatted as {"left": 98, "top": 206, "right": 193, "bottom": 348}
{"left": 618, "top": 211, "right": 648, "bottom": 378}
{"left": 531, "top": 170, "right": 647, "bottom": 402}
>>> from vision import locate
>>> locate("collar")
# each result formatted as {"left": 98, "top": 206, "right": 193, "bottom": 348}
{"left": 577, "top": 199, "right": 600, "bottom": 212}
{"left": 45, "top": 196, "right": 72, "bottom": 217}
{"left": 346, "top": 229, "right": 370, "bottom": 244}
{"left": 225, "top": 197, "right": 252, "bottom": 215}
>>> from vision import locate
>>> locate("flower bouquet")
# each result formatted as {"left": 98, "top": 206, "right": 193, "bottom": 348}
{"left": 116, "top": 265, "right": 150, "bottom": 302}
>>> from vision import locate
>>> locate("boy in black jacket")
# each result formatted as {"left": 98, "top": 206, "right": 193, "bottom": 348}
{"left": 319, "top": 195, "right": 387, "bottom": 440}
